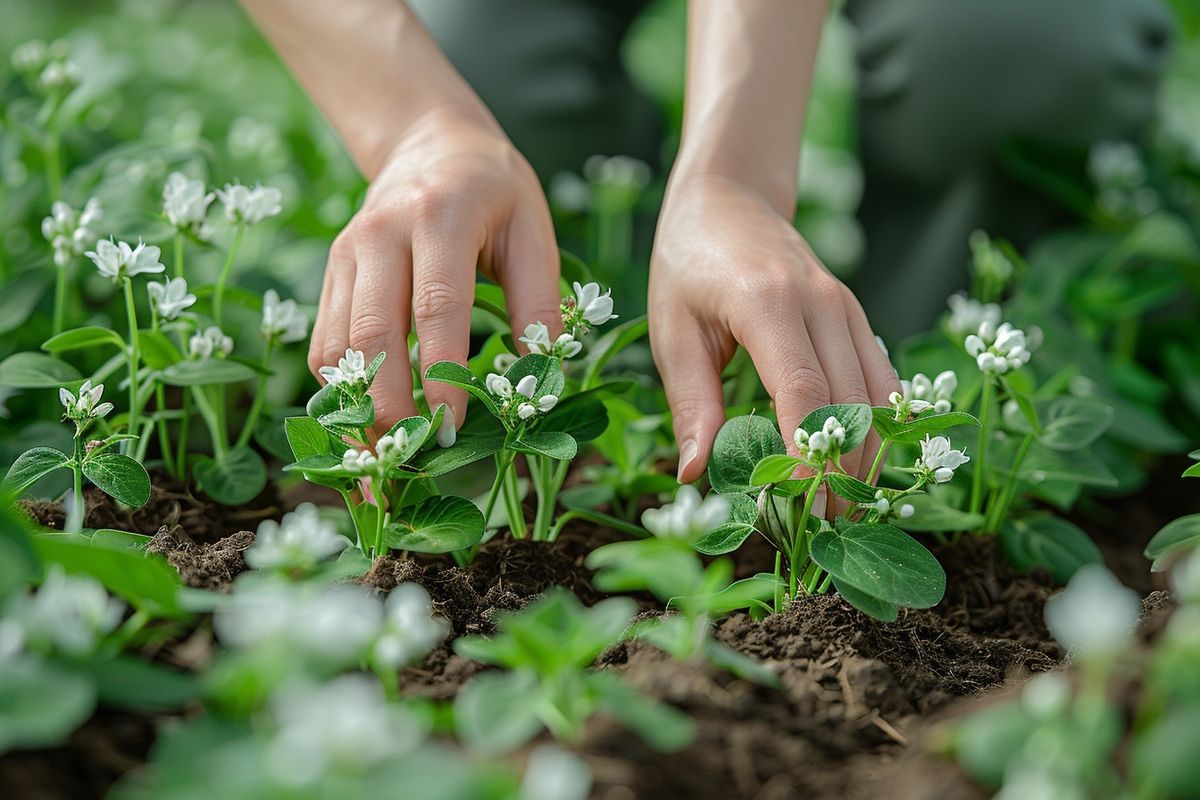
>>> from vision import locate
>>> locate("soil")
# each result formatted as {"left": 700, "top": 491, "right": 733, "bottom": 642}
{"left": 4, "top": 473, "right": 1176, "bottom": 800}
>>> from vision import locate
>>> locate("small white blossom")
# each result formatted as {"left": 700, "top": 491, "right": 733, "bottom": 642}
{"left": 945, "top": 293, "right": 1001, "bottom": 338}
{"left": 162, "top": 172, "right": 214, "bottom": 231}
{"left": 485, "top": 373, "right": 514, "bottom": 400}
{"left": 520, "top": 322, "right": 553, "bottom": 355}
{"left": 520, "top": 746, "right": 592, "bottom": 800}
{"left": 11, "top": 40, "right": 48, "bottom": 73}
{"left": 969, "top": 230, "right": 1014, "bottom": 285}
{"left": 341, "top": 448, "right": 378, "bottom": 474}
{"left": 583, "top": 154, "right": 651, "bottom": 189}
{"left": 38, "top": 59, "right": 79, "bottom": 93}
{"left": 965, "top": 320, "right": 1032, "bottom": 375}
{"left": 1088, "top": 141, "right": 1146, "bottom": 191}
{"left": 318, "top": 348, "right": 367, "bottom": 388}
{"left": 374, "top": 429, "right": 410, "bottom": 466}
{"left": 916, "top": 435, "right": 970, "bottom": 483}
{"left": 554, "top": 333, "right": 583, "bottom": 359}
{"left": 572, "top": 281, "right": 617, "bottom": 326}
{"left": 372, "top": 583, "right": 447, "bottom": 669}
{"left": 188, "top": 326, "right": 234, "bottom": 359}
{"left": 897, "top": 503, "right": 915, "bottom": 519}
{"left": 793, "top": 416, "right": 844, "bottom": 466}
{"left": 261, "top": 289, "right": 308, "bottom": 344}
{"left": 493, "top": 352, "right": 517, "bottom": 372}
{"left": 7, "top": 566, "right": 123, "bottom": 657}
{"left": 642, "top": 485, "right": 730, "bottom": 541}
{"left": 41, "top": 198, "right": 101, "bottom": 267}
{"left": 216, "top": 182, "right": 282, "bottom": 225}
{"left": 514, "top": 375, "right": 538, "bottom": 398}
{"left": 246, "top": 503, "right": 349, "bottom": 572}
{"left": 85, "top": 238, "right": 165, "bottom": 282}
{"left": 517, "top": 402, "right": 538, "bottom": 421}
{"left": 59, "top": 380, "right": 114, "bottom": 421}
{"left": 1044, "top": 565, "right": 1140, "bottom": 656}
{"left": 146, "top": 276, "right": 196, "bottom": 321}
{"left": 537, "top": 395, "right": 558, "bottom": 413}
{"left": 890, "top": 370, "right": 957, "bottom": 418}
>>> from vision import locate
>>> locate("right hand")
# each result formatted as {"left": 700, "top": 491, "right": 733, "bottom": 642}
{"left": 309, "top": 106, "right": 562, "bottom": 438}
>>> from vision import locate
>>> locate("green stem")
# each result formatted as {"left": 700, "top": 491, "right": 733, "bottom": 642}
{"left": 984, "top": 432, "right": 1035, "bottom": 533}
{"left": 235, "top": 343, "right": 274, "bottom": 450}
{"left": 212, "top": 224, "right": 245, "bottom": 327}
{"left": 122, "top": 278, "right": 141, "bottom": 454}
{"left": 773, "top": 552, "right": 784, "bottom": 613}
{"left": 373, "top": 486, "right": 386, "bottom": 560}
{"left": 173, "top": 232, "right": 185, "bottom": 279}
{"left": 190, "top": 386, "right": 227, "bottom": 459}
{"left": 503, "top": 466, "right": 526, "bottom": 539}
{"left": 547, "top": 508, "right": 648, "bottom": 542}
{"left": 969, "top": 378, "right": 994, "bottom": 517}
{"left": 482, "top": 451, "right": 515, "bottom": 528}
{"left": 789, "top": 465, "right": 825, "bottom": 600}
{"left": 175, "top": 392, "right": 192, "bottom": 479}
{"left": 866, "top": 440, "right": 891, "bottom": 485}
{"left": 52, "top": 264, "right": 68, "bottom": 336}
{"left": 148, "top": 314, "right": 176, "bottom": 477}
{"left": 44, "top": 113, "right": 62, "bottom": 201}
{"left": 68, "top": 434, "right": 84, "bottom": 533}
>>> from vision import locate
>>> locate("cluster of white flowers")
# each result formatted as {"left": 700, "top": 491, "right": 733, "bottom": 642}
{"left": 41, "top": 198, "right": 101, "bottom": 267}
{"left": 890, "top": 370, "right": 957, "bottom": 418}
{"left": 915, "top": 435, "right": 970, "bottom": 484}
{"left": 261, "top": 289, "right": 308, "bottom": 344}
{"left": 85, "top": 238, "right": 165, "bottom": 282}
{"left": 793, "top": 416, "right": 846, "bottom": 467}
{"left": 341, "top": 427, "right": 413, "bottom": 475}
{"left": 965, "top": 320, "right": 1032, "bottom": 374}
{"left": 189, "top": 326, "right": 234, "bottom": 359}
{"left": 147, "top": 276, "right": 196, "bottom": 322}
{"left": 641, "top": 484, "right": 730, "bottom": 541}
{"left": 59, "top": 379, "right": 114, "bottom": 421}
{"left": 38, "top": 58, "right": 79, "bottom": 93}
{"left": 162, "top": 171, "right": 214, "bottom": 234}
{"left": 520, "top": 322, "right": 583, "bottom": 360}
{"left": 11, "top": 39, "right": 52, "bottom": 73}
{"left": 485, "top": 372, "right": 558, "bottom": 423}
{"left": 945, "top": 293, "right": 1001, "bottom": 339}
{"left": 372, "top": 583, "right": 447, "bottom": 669}
{"left": 1044, "top": 564, "right": 1140, "bottom": 657}
{"left": 341, "top": 448, "right": 379, "bottom": 474}
{"left": 564, "top": 281, "right": 617, "bottom": 330}
{"left": 246, "top": 503, "right": 349, "bottom": 573}
{"left": 319, "top": 348, "right": 368, "bottom": 389}
{"left": 4, "top": 566, "right": 124, "bottom": 658}
{"left": 216, "top": 182, "right": 282, "bottom": 225}
{"left": 868, "top": 490, "right": 914, "bottom": 520}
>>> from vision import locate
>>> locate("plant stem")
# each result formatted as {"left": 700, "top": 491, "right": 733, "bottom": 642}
{"left": 503, "top": 467, "right": 526, "bottom": 539}
{"left": 773, "top": 552, "right": 784, "bottom": 613}
{"left": 482, "top": 451, "right": 515, "bottom": 527}
{"left": 984, "top": 432, "right": 1035, "bottom": 533}
{"left": 969, "top": 377, "right": 994, "bottom": 518}
{"left": 173, "top": 232, "right": 185, "bottom": 279}
{"left": 547, "top": 508, "right": 648, "bottom": 542}
{"left": 212, "top": 223, "right": 245, "bottom": 326}
{"left": 373, "top": 486, "right": 386, "bottom": 559}
{"left": 147, "top": 314, "right": 176, "bottom": 477}
{"left": 190, "top": 386, "right": 227, "bottom": 459}
{"left": 68, "top": 434, "right": 84, "bottom": 533}
{"left": 122, "top": 278, "right": 141, "bottom": 455}
{"left": 235, "top": 343, "right": 274, "bottom": 450}
{"left": 866, "top": 440, "right": 891, "bottom": 485}
{"left": 52, "top": 264, "right": 68, "bottom": 336}
{"left": 44, "top": 113, "right": 62, "bottom": 201}
{"left": 789, "top": 465, "right": 825, "bottom": 601}
{"left": 176, "top": 392, "right": 191, "bottom": 479}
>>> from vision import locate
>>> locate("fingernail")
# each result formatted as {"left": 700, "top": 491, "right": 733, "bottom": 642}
{"left": 677, "top": 439, "right": 698, "bottom": 482}
{"left": 437, "top": 404, "right": 458, "bottom": 448}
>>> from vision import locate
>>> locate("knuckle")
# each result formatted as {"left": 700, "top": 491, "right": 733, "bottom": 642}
{"left": 350, "top": 208, "right": 395, "bottom": 241}
{"left": 809, "top": 275, "right": 846, "bottom": 310}
{"left": 406, "top": 184, "right": 454, "bottom": 224}
{"left": 348, "top": 312, "right": 395, "bottom": 350}
{"left": 775, "top": 364, "right": 831, "bottom": 410}
{"left": 329, "top": 229, "right": 355, "bottom": 259}
{"left": 413, "top": 278, "right": 468, "bottom": 322}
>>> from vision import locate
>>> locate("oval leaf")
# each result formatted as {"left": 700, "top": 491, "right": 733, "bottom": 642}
{"left": 1144, "top": 513, "right": 1200, "bottom": 570}
{"left": 385, "top": 495, "right": 485, "bottom": 554}
{"left": 999, "top": 514, "right": 1103, "bottom": 583}
{"left": 708, "top": 415, "right": 786, "bottom": 495}
{"left": 2, "top": 447, "right": 71, "bottom": 496}
{"left": 82, "top": 452, "right": 151, "bottom": 508}
{"left": 0, "top": 352, "right": 82, "bottom": 388}
{"left": 750, "top": 454, "right": 804, "bottom": 486}
{"left": 192, "top": 448, "right": 267, "bottom": 506}
{"left": 513, "top": 431, "right": 578, "bottom": 461}
{"left": 424, "top": 361, "right": 500, "bottom": 415}
{"left": 810, "top": 523, "right": 946, "bottom": 608}
{"left": 1037, "top": 397, "right": 1115, "bottom": 451}
{"left": 160, "top": 359, "right": 256, "bottom": 386}
{"left": 826, "top": 472, "right": 880, "bottom": 505}
{"left": 503, "top": 354, "right": 565, "bottom": 401}
{"left": 800, "top": 403, "right": 873, "bottom": 453}
{"left": 42, "top": 326, "right": 126, "bottom": 354}
{"left": 832, "top": 576, "right": 899, "bottom": 622}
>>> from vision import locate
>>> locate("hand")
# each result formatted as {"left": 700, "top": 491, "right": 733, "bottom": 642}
{"left": 309, "top": 106, "right": 562, "bottom": 437}
{"left": 649, "top": 174, "right": 899, "bottom": 485}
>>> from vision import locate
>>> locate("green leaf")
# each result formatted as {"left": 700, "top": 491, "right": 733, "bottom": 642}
{"left": 870, "top": 408, "right": 982, "bottom": 443}
{"left": 708, "top": 415, "right": 786, "bottom": 495}
{"left": 90, "top": 529, "right": 151, "bottom": 552}
{"left": 0, "top": 270, "right": 51, "bottom": 335}
{"left": 683, "top": 570, "right": 780, "bottom": 615}
{"left": 1036, "top": 397, "right": 1115, "bottom": 451}
{"left": 1, "top": 447, "right": 71, "bottom": 496}
{"left": 192, "top": 447, "right": 267, "bottom": 506}
{"left": 1018, "top": 443, "right": 1119, "bottom": 488}
{"left": 411, "top": 429, "right": 506, "bottom": 477}
{"left": 385, "top": 495, "right": 485, "bottom": 554}
{"left": 364, "top": 351, "right": 386, "bottom": 385}
{"left": 0, "top": 352, "right": 82, "bottom": 387}
{"left": 42, "top": 325, "right": 127, "bottom": 354}
{"left": 84, "top": 656, "right": 200, "bottom": 712}
{"left": 590, "top": 671, "right": 694, "bottom": 752}
{"left": 826, "top": 472, "right": 880, "bottom": 505}
{"left": 512, "top": 431, "right": 578, "bottom": 461}
{"left": 34, "top": 534, "right": 186, "bottom": 618}
{"left": 138, "top": 330, "right": 183, "bottom": 370}
{"left": 999, "top": 515, "right": 1102, "bottom": 583}
{"left": 82, "top": 452, "right": 151, "bottom": 507}
{"left": 810, "top": 523, "right": 946, "bottom": 608}
{"left": 0, "top": 657, "right": 96, "bottom": 751}
{"left": 581, "top": 315, "right": 648, "bottom": 388}
{"left": 1145, "top": 514, "right": 1200, "bottom": 571}
{"left": 424, "top": 361, "right": 499, "bottom": 415}
{"left": 1184, "top": 463, "right": 1200, "bottom": 479}
{"left": 750, "top": 454, "right": 804, "bottom": 486}
{"left": 318, "top": 393, "right": 375, "bottom": 429}
{"left": 160, "top": 358, "right": 256, "bottom": 386}
{"left": 693, "top": 494, "right": 759, "bottom": 555}
{"left": 305, "top": 382, "right": 342, "bottom": 419}
{"left": 952, "top": 703, "right": 1038, "bottom": 787}
{"left": 832, "top": 576, "right": 898, "bottom": 622}
{"left": 284, "top": 415, "right": 334, "bottom": 460}
{"left": 799, "top": 403, "right": 873, "bottom": 453}
{"left": 454, "top": 670, "right": 543, "bottom": 756}
{"left": 539, "top": 395, "right": 609, "bottom": 443}
{"left": 503, "top": 354, "right": 565, "bottom": 401}
{"left": 381, "top": 414, "right": 434, "bottom": 467}
{"left": 897, "top": 493, "right": 986, "bottom": 533}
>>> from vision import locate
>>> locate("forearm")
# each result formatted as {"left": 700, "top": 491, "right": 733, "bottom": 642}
{"left": 673, "top": 0, "right": 827, "bottom": 216}
{"left": 238, "top": 0, "right": 495, "bottom": 178}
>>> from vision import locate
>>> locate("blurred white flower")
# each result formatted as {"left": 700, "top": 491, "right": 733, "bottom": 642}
{"left": 485, "top": 373, "right": 514, "bottom": 400}
{"left": 261, "top": 289, "right": 308, "bottom": 344}
{"left": 916, "top": 435, "right": 970, "bottom": 483}
{"left": 372, "top": 583, "right": 447, "bottom": 669}
{"left": 59, "top": 379, "right": 113, "bottom": 421}
{"left": 519, "top": 746, "right": 592, "bottom": 800}
{"left": 246, "top": 503, "right": 348, "bottom": 573}
{"left": 583, "top": 155, "right": 651, "bottom": 190}
{"left": 945, "top": 293, "right": 1001, "bottom": 339}
{"left": 319, "top": 348, "right": 367, "bottom": 388}
{"left": 11, "top": 39, "right": 49, "bottom": 73}
{"left": 965, "top": 321, "right": 1032, "bottom": 375}
{"left": 146, "top": 276, "right": 196, "bottom": 321}
{"left": 375, "top": 429, "right": 410, "bottom": 466}
{"left": 493, "top": 352, "right": 517, "bottom": 373}
{"left": 7, "top": 566, "right": 123, "bottom": 657}
{"left": 42, "top": 198, "right": 101, "bottom": 267}
{"left": 517, "top": 402, "right": 537, "bottom": 421}
{"left": 1087, "top": 141, "right": 1146, "bottom": 190}
{"left": 216, "top": 182, "right": 282, "bottom": 225}
{"left": 1044, "top": 565, "right": 1140, "bottom": 657}
{"left": 642, "top": 484, "right": 730, "bottom": 541}
{"left": 86, "top": 238, "right": 165, "bottom": 282}
{"left": 572, "top": 281, "right": 617, "bottom": 326}
{"left": 553, "top": 333, "right": 583, "bottom": 359}
{"left": 341, "top": 448, "right": 378, "bottom": 474}
{"left": 38, "top": 59, "right": 79, "bottom": 93}
{"left": 162, "top": 172, "right": 213, "bottom": 231}
{"left": 188, "top": 326, "right": 233, "bottom": 359}
{"left": 968, "top": 230, "right": 1014, "bottom": 285}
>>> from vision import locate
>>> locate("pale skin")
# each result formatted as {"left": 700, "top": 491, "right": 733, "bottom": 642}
{"left": 239, "top": 0, "right": 898, "bottom": 483}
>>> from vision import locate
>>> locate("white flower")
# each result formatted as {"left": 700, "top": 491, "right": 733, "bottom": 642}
{"left": 59, "top": 380, "right": 114, "bottom": 420}
{"left": 85, "top": 238, "right": 165, "bottom": 282}
{"left": 11, "top": 40, "right": 48, "bottom": 73}
{"left": 520, "top": 322, "right": 553, "bottom": 355}
{"left": 916, "top": 435, "right": 970, "bottom": 483}
{"left": 514, "top": 375, "right": 538, "bottom": 398}
{"left": 1087, "top": 141, "right": 1146, "bottom": 191}
{"left": 261, "top": 289, "right": 308, "bottom": 344}
{"left": 537, "top": 395, "right": 558, "bottom": 413}
{"left": 517, "top": 403, "right": 538, "bottom": 421}
{"left": 246, "top": 503, "right": 348, "bottom": 573}
{"left": 493, "top": 353, "right": 517, "bottom": 373}
{"left": 485, "top": 372, "right": 514, "bottom": 399}
{"left": 554, "top": 333, "right": 583, "bottom": 359}
{"left": 897, "top": 503, "right": 915, "bottom": 519}
{"left": 162, "top": 172, "right": 213, "bottom": 230}
{"left": 38, "top": 59, "right": 79, "bottom": 93}
{"left": 188, "top": 326, "right": 234, "bottom": 359}
{"left": 965, "top": 320, "right": 1032, "bottom": 374}
{"left": 642, "top": 485, "right": 731, "bottom": 541}
{"left": 318, "top": 348, "right": 367, "bottom": 388}
{"left": 372, "top": 583, "right": 447, "bottom": 669}
{"left": 7, "top": 566, "right": 123, "bottom": 657}
{"left": 890, "top": 370, "right": 957, "bottom": 418}
{"left": 216, "top": 182, "right": 282, "bottom": 225}
{"left": 793, "top": 416, "right": 844, "bottom": 465}
{"left": 374, "top": 429, "right": 410, "bottom": 465}
{"left": 341, "top": 448, "right": 378, "bottom": 474}
{"left": 41, "top": 198, "right": 101, "bottom": 267}
{"left": 519, "top": 746, "right": 592, "bottom": 800}
{"left": 572, "top": 281, "right": 617, "bottom": 326}
{"left": 945, "top": 293, "right": 1001, "bottom": 338}
{"left": 146, "top": 276, "right": 196, "bottom": 321}
{"left": 1044, "top": 565, "right": 1140, "bottom": 656}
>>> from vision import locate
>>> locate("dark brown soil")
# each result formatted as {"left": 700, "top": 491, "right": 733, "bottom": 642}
{"left": 146, "top": 527, "right": 256, "bottom": 592}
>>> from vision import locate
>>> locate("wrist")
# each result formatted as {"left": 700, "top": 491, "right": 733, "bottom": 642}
{"left": 363, "top": 99, "right": 502, "bottom": 179}
{"left": 664, "top": 160, "right": 796, "bottom": 220}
